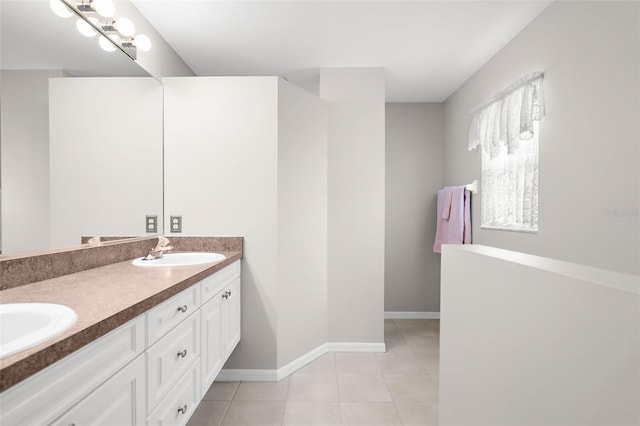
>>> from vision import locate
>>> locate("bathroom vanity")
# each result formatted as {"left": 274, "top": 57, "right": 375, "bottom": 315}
{"left": 0, "top": 236, "right": 242, "bottom": 426}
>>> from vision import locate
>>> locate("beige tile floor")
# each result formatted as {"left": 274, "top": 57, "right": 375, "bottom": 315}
{"left": 188, "top": 319, "right": 439, "bottom": 426}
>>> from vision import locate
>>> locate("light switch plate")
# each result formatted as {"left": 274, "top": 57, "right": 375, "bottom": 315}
{"left": 170, "top": 215, "right": 182, "bottom": 233}
{"left": 145, "top": 215, "right": 157, "bottom": 233}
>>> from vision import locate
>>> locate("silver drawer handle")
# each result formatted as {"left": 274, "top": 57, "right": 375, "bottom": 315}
{"left": 177, "top": 404, "right": 188, "bottom": 415}
{"left": 177, "top": 349, "right": 188, "bottom": 358}
{"left": 177, "top": 305, "right": 188, "bottom": 313}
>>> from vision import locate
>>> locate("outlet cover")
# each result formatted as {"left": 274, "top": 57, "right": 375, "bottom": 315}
{"left": 145, "top": 215, "right": 157, "bottom": 233}
{"left": 170, "top": 215, "right": 182, "bottom": 233}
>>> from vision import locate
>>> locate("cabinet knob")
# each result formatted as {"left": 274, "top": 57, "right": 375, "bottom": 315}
{"left": 177, "top": 305, "right": 188, "bottom": 313}
{"left": 177, "top": 404, "right": 188, "bottom": 415}
{"left": 177, "top": 349, "right": 188, "bottom": 358}
{"left": 222, "top": 293, "right": 228, "bottom": 300}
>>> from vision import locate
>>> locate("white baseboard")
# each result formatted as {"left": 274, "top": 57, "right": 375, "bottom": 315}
{"left": 326, "top": 342, "right": 386, "bottom": 352}
{"left": 276, "top": 343, "right": 328, "bottom": 381}
{"left": 217, "top": 341, "right": 386, "bottom": 382}
{"left": 216, "top": 369, "right": 278, "bottom": 382}
{"left": 384, "top": 311, "right": 440, "bottom": 319}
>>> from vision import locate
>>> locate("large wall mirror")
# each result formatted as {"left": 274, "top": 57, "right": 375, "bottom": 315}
{"left": 0, "top": 0, "right": 164, "bottom": 255}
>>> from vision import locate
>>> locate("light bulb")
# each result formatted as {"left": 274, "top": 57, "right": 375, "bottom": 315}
{"left": 76, "top": 17, "right": 98, "bottom": 37}
{"left": 98, "top": 36, "right": 116, "bottom": 52}
{"left": 50, "top": 0, "right": 73, "bottom": 18}
{"left": 115, "top": 17, "right": 135, "bottom": 37}
{"left": 92, "top": 0, "right": 115, "bottom": 18}
{"left": 134, "top": 34, "right": 152, "bottom": 52}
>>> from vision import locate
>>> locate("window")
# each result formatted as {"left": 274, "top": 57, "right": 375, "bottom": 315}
{"left": 468, "top": 72, "right": 544, "bottom": 232}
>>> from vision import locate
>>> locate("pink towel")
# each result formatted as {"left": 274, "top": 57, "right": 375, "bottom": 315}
{"left": 440, "top": 189, "right": 453, "bottom": 219}
{"left": 433, "top": 186, "right": 471, "bottom": 253}
{"left": 463, "top": 189, "right": 472, "bottom": 244}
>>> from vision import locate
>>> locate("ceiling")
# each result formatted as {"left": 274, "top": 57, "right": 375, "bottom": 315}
{"left": 130, "top": 0, "right": 552, "bottom": 101}
{"left": 1, "top": 0, "right": 553, "bottom": 102}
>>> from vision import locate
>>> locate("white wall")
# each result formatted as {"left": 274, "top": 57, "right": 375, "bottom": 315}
{"left": 320, "top": 68, "right": 386, "bottom": 344}
{"left": 163, "top": 76, "right": 280, "bottom": 370}
{"left": 443, "top": 1, "right": 639, "bottom": 274}
{"left": 385, "top": 103, "right": 444, "bottom": 314}
{"left": 277, "top": 81, "right": 328, "bottom": 368}
{"left": 49, "top": 77, "right": 163, "bottom": 248}
{"left": 163, "top": 76, "right": 329, "bottom": 370}
{"left": 440, "top": 245, "right": 640, "bottom": 425}
{"left": 1, "top": 70, "right": 66, "bottom": 254}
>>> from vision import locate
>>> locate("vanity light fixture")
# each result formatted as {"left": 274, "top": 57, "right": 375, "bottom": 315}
{"left": 114, "top": 17, "right": 135, "bottom": 37}
{"left": 92, "top": 0, "right": 115, "bottom": 18}
{"left": 49, "top": 0, "right": 73, "bottom": 18}
{"left": 98, "top": 35, "right": 117, "bottom": 52}
{"left": 49, "top": 0, "right": 152, "bottom": 60}
{"left": 134, "top": 34, "right": 152, "bottom": 52}
{"left": 76, "top": 16, "right": 98, "bottom": 37}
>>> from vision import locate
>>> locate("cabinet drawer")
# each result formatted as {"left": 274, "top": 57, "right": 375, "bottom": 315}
{"left": 147, "top": 310, "right": 200, "bottom": 413}
{"left": 51, "top": 355, "right": 146, "bottom": 426}
{"left": 146, "top": 284, "right": 201, "bottom": 346}
{"left": 201, "top": 260, "right": 241, "bottom": 304}
{"left": 0, "top": 316, "right": 145, "bottom": 426}
{"left": 146, "top": 360, "right": 201, "bottom": 426}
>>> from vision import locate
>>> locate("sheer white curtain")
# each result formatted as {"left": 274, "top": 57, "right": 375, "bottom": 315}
{"left": 468, "top": 72, "right": 544, "bottom": 232}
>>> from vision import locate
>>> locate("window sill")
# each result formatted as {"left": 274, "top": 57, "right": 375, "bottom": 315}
{"left": 480, "top": 225, "right": 538, "bottom": 234}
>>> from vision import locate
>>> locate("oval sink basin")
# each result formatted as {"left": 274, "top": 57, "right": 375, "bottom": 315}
{"left": 132, "top": 252, "right": 225, "bottom": 267}
{"left": 0, "top": 303, "right": 77, "bottom": 359}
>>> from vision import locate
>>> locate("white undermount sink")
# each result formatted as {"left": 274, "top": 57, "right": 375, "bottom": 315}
{"left": 0, "top": 303, "right": 77, "bottom": 359}
{"left": 131, "top": 252, "right": 226, "bottom": 267}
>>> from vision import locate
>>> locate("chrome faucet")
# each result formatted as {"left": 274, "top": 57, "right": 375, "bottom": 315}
{"left": 142, "top": 236, "right": 173, "bottom": 260}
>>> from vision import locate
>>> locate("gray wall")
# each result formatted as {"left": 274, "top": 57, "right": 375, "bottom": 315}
{"left": 443, "top": 0, "right": 639, "bottom": 274}
{"left": 320, "top": 68, "right": 386, "bottom": 344}
{"left": 277, "top": 80, "right": 329, "bottom": 368}
{"left": 385, "top": 103, "right": 444, "bottom": 313}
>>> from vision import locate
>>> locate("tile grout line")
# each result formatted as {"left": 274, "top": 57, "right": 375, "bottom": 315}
{"left": 390, "top": 318, "right": 439, "bottom": 426}
{"left": 334, "top": 353, "right": 345, "bottom": 425}
{"left": 218, "top": 400, "right": 231, "bottom": 426}
{"left": 281, "top": 376, "right": 291, "bottom": 426}
{"left": 380, "top": 364, "right": 406, "bottom": 426}
{"left": 219, "top": 382, "right": 240, "bottom": 426}
{"left": 382, "top": 320, "right": 405, "bottom": 425}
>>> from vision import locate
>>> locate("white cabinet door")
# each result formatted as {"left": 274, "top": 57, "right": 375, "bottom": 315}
{"left": 51, "top": 355, "right": 146, "bottom": 426}
{"left": 201, "top": 292, "right": 224, "bottom": 392}
{"left": 223, "top": 278, "right": 241, "bottom": 358}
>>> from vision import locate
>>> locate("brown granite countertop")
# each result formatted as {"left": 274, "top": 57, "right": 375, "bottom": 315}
{"left": 0, "top": 250, "right": 242, "bottom": 393}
